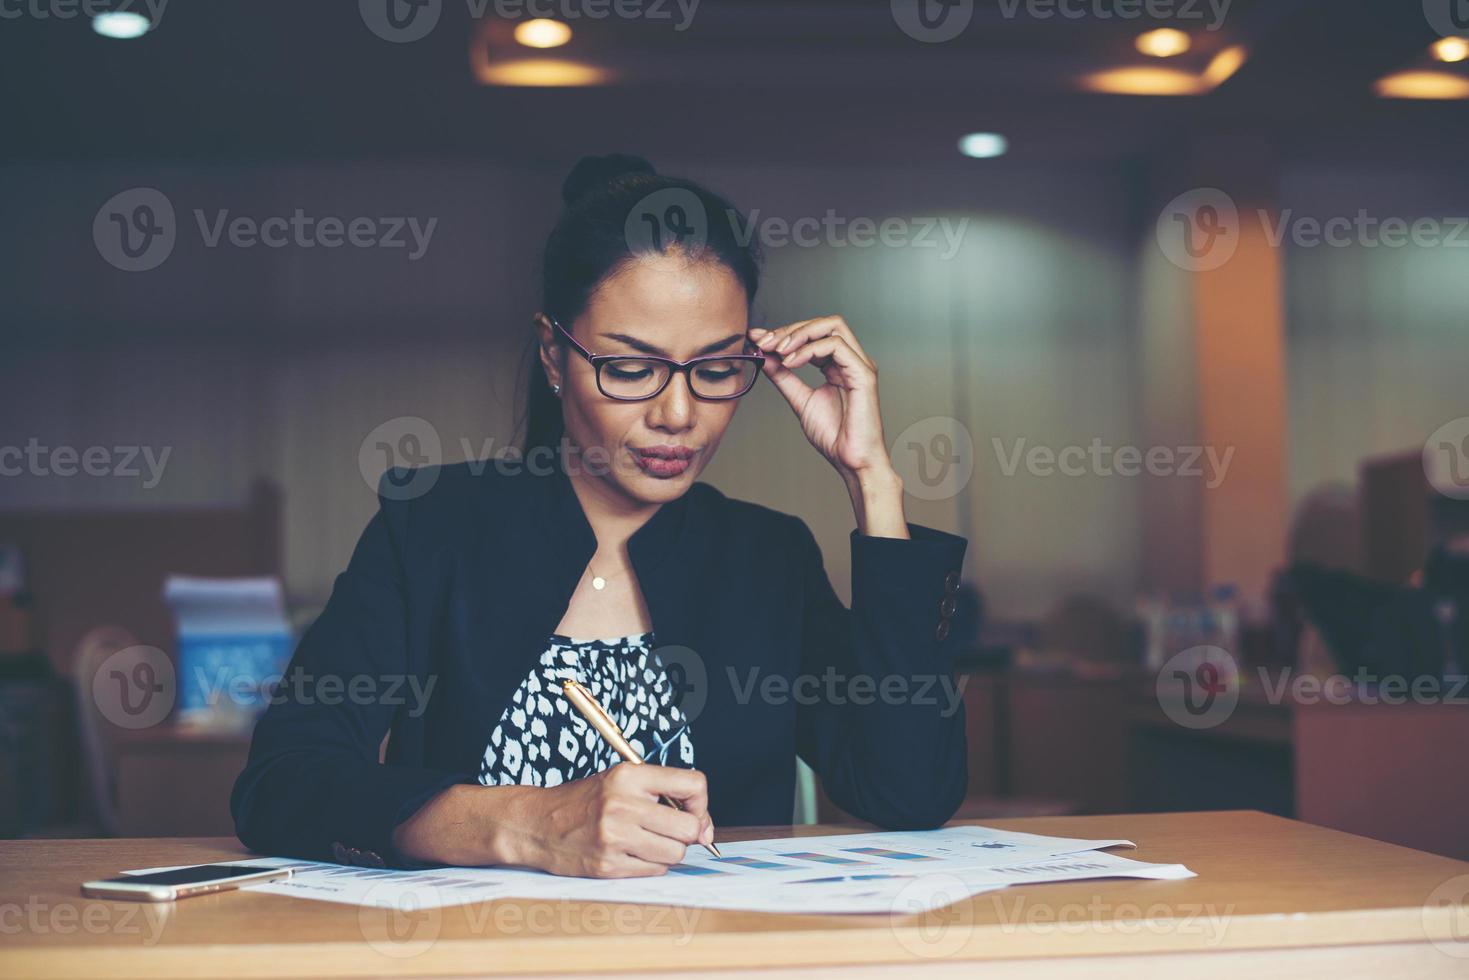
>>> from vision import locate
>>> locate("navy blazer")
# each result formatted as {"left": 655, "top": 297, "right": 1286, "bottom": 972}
{"left": 231, "top": 463, "right": 969, "bottom": 867}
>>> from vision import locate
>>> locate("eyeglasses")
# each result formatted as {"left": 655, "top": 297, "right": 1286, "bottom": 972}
{"left": 549, "top": 317, "right": 765, "bottom": 402}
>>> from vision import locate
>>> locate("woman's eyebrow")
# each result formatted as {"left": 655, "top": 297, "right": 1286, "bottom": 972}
{"left": 600, "top": 332, "right": 745, "bottom": 357}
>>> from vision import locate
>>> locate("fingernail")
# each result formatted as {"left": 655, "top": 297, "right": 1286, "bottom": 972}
{"left": 757, "top": 333, "right": 776, "bottom": 348}
{"left": 748, "top": 327, "right": 768, "bottom": 338}
{"left": 702, "top": 825, "right": 714, "bottom": 845}
{"left": 776, "top": 336, "right": 792, "bottom": 352}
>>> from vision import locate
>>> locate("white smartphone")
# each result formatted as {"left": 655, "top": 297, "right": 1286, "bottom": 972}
{"left": 81, "top": 863, "right": 298, "bottom": 902}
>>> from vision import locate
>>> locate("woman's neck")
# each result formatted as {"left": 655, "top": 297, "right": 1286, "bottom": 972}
{"left": 567, "top": 468, "right": 660, "bottom": 552}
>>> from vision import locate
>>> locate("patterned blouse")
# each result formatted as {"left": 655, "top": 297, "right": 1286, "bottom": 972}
{"left": 477, "top": 633, "right": 695, "bottom": 788}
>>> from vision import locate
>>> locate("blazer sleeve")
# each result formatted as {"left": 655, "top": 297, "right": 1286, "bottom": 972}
{"left": 230, "top": 493, "right": 472, "bottom": 867}
{"left": 793, "top": 518, "right": 969, "bottom": 829}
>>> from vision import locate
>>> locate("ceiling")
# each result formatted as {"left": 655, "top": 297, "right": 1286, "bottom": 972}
{"left": 4, "top": 0, "right": 1467, "bottom": 166}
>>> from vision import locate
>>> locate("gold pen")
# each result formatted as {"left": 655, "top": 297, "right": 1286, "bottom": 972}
{"left": 560, "top": 677, "right": 721, "bottom": 858}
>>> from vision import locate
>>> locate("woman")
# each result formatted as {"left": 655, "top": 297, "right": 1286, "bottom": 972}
{"left": 231, "top": 154, "right": 969, "bottom": 877}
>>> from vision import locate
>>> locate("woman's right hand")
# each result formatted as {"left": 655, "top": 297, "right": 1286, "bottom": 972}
{"left": 394, "top": 764, "right": 716, "bottom": 877}
{"left": 513, "top": 764, "right": 715, "bottom": 878}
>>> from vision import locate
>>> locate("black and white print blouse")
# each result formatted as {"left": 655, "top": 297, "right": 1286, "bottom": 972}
{"left": 477, "top": 632, "right": 695, "bottom": 788}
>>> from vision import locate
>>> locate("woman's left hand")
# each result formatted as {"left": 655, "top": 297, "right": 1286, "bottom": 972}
{"left": 749, "top": 316, "right": 909, "bottom": 538}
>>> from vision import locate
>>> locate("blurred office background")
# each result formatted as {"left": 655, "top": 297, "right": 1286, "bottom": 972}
{"left": 2, "top": 1, "right": 1467, "bottom": 857}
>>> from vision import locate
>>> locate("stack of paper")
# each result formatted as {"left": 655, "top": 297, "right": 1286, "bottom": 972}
{"left": 126, "top": 825, "right": 1194, "bottom": 916}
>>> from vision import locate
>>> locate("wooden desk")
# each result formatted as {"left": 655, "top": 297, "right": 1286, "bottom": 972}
{"left": 4, "top": 812, "right": 1468, "bottom": 979}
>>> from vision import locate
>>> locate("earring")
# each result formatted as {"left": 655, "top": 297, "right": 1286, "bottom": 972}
{"left": 551, "top": 383, "right": 561, "bottom": 396}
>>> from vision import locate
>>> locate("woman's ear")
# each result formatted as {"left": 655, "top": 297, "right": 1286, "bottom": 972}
{"left": 533, "top": 313, "right": 563, "bottom": 393}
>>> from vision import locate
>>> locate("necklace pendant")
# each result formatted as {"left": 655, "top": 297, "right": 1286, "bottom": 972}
{"left": 591, "top": 576, "right": 607, "bottom": 591}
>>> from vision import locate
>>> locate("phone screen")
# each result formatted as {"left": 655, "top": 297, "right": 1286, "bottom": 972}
{"left": 102, "top": 864, "right": 276, "bottom": 886}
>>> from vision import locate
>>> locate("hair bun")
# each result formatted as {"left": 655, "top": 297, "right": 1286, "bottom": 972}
{"left": 560, "top": 153, "right": 656, "bottom": 206}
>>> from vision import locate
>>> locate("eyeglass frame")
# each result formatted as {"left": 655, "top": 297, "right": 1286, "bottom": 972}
{"left": 546, "top": 316, "right": 766, "bottom": 402}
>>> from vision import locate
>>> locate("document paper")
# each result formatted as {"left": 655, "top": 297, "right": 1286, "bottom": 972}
{"left": 125, "top": 825, "right": 1194, "bottom": 916}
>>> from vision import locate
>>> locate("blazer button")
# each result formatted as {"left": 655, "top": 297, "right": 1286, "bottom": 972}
{"left": 935, "top": 620, "right": 951, "bottom": 642}
{"left": 939, "top": 596, "right": 957, "bottom": 618}
{"left": 360, "top": 850, "right": 385, "bottom": 868}
{"left": 944, "top": 570, "right": 961, "bottom": 595}
{"left": 331, "top": 842, "right": 350, "bottom": 864}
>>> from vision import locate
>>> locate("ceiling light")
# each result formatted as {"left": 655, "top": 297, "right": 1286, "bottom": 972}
{"left": 92, "top": 11, "right": 150, "bottom": 39}
{"left": 514, "top": 19, "right": 572, "bottom": 49}
{"left": 1374, "top": 70, "right": 1469, "bottom": 100}
{"left": 1431, "top": 37, "right": 1469, "bottom": 63}
{"left": 474, "top": 58, "right": 608, "bottom": 87}
{"left": 1202, "top": 45, "right": 1248, "bottom": 88}
{"left": 1136, "top": 29, "right": 1191, "bottom": 58}
{"left": 1081, "top": 46, "right": 1246, "bottom": 96}
{"left": 1081, "top": 67, "right": 1204, "bottom": 96}
{"left": 958, "top": 133, "right": 1008, "bottom": 158}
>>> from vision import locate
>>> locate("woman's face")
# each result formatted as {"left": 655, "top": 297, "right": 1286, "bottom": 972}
{"left": 537, "top": 252, "right": 751, "bottom": 508}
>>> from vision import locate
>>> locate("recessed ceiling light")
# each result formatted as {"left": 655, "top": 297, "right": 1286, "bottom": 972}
{"left": 1431, "top": 37, "right": 1469, "bottom": 63}
{"left": 958, "top": 133, "right": 1008, "bottom": 159}
{"left": 92, "top": 11, "right": 150, "bottom": 39}
{"left": 514, "top": 19, "right": 572, "bottom": 49}
{"left": 1375, "top": 70, "right": 1469, "bottom": 100}
{"left": 1136, "top": 29, "right": 1191, "bottom": 58}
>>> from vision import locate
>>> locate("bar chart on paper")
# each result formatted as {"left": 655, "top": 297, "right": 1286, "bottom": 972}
{"left": 661, "top": 825, "right": 1140, "bottom": 881}
{"left": 590, "top": 826, "right": 1194, "bottom": 913}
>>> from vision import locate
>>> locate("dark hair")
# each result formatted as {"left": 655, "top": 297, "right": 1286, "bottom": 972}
{"left": 519, "top": 153, "right": 762, "bottom": 453}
